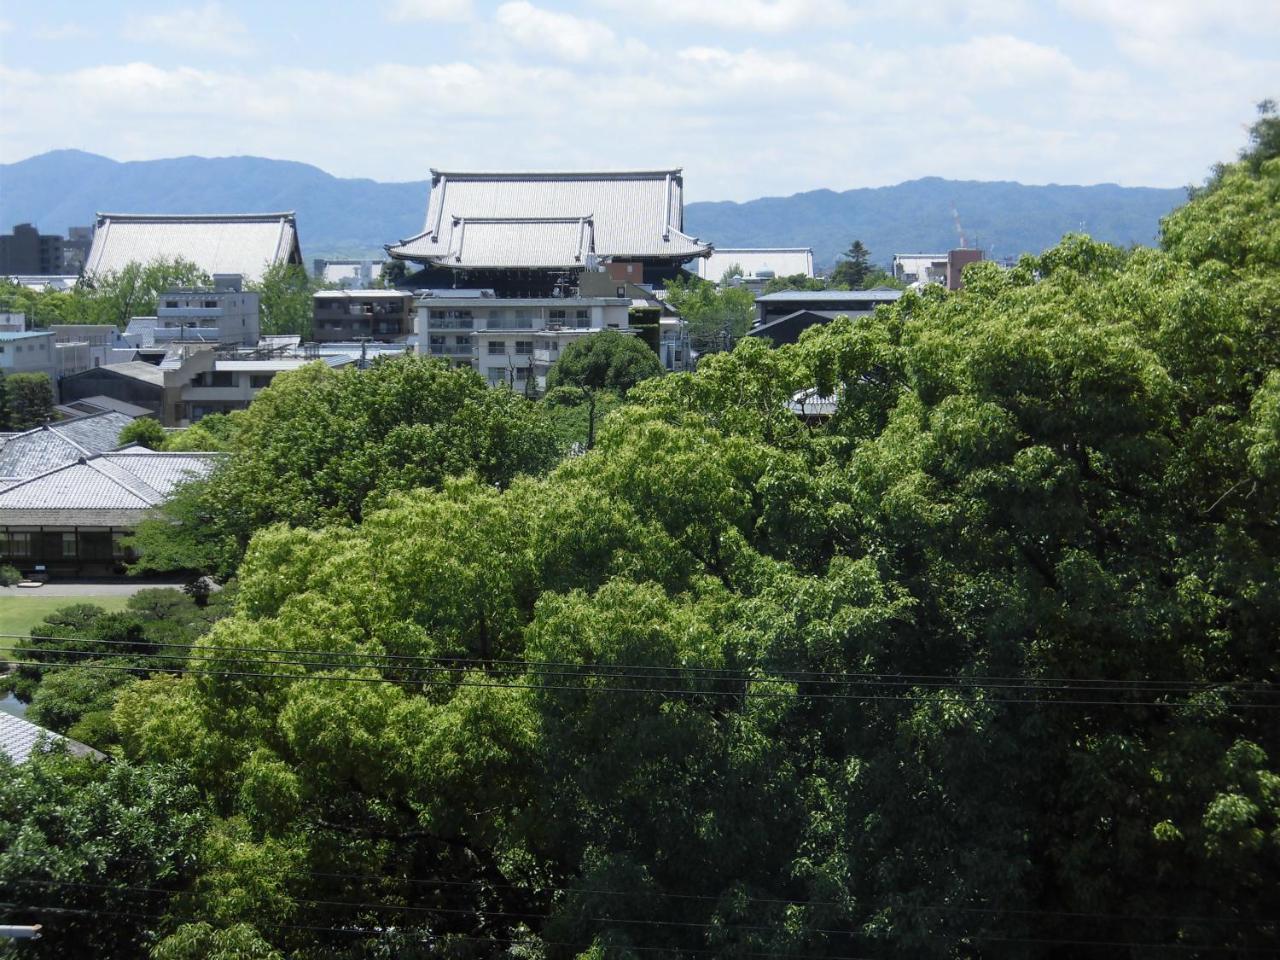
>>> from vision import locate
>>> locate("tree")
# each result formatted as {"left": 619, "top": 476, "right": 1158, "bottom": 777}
{"left": 83, "top": 257, "right": 211, "bottom": 326}
{"left": 663, "top": 273, "right": 755, "bottom": 354}
{"left": 6, "top": 372, "right": 54, "bottom": 429}
{"left": 249, "top": 262, "right": 317, "bottom": 338}
{"left": 131, "top": 356, "right": 560, "bottom": 576}
{"left": 117, "top": 417, "right": 168, "bottom": 450}
{"left": 0, "top": 754, "right": 209, "bottom": 960}
{"left": 829, "top": 239, "right": 871, "bottom": 288}
{"left": 545, "top": 330, "right": 663, "bottom": 449}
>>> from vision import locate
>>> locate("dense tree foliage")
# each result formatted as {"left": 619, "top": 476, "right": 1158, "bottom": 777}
{"left": 0, "top": 257, "right": 211, "bottom": 327}
{"left": 130, "top": 355, "right": 560, "bottom": 577}
{"left": 4, "top": 132, "right": 1280, "bottom": 959}
{"left": 545, "top": 331, "right": 664, "bottom": 449}
{"left": 250, "top": 263, "right": 322, "bottom": 338}
{"left": 663, "top": 274, "right": 755, "bottom": 353}
{"left": 3, "top": 372, "right": 54, "bottom": 429}
{"left": 118, "top": 417, "right": 169, "bottom": 450}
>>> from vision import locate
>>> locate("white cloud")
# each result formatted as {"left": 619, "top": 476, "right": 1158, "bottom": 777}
{"left": 34, "top": 23, "right": 90, "bottom": 41}
{"left": 602, "top": 0, "right": 858, "bottom": 33}
{"left": 1061, "top": 0, "right": 1280, "bottom": 66}
{"left": 122, "top": 3, "right": 252, "bottom": 56}
{"left": 495, "top": 2, "right": 617, "bottom": 62}
{"left": 0, "top": 21, "right": 1261, "bottom": 205}
{"left": 385, "top": 0, "right": 472, "bottom": 22}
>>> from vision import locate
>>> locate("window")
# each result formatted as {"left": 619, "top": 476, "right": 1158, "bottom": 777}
{"left": 575, "top": 309, "right": 590, "bottom": 320}
{"left": 249, "top": 374, "right": 274, "bottom": 389}
{"left": 203, "top": 300, "right": 218, "bottom": 308}
{"left": 112, "top": 533, "right": 128, "bottom": 558}
{"left": 61, "top": 533, "right": 77, "bottom": 558}
{"left": 515, "top": 341, "right": 533, "bottom": 355}
{"left": 514, "top": 367, "right": 529, "bottom": 380}
{"left": 549, "top": 309, "right": 566, "bottom": 320}
{"left": 165, "top": 300, "right": 179, "bottom": 308}
{"left": 488, "top": 340, "right": 507, "bottom": 355}
{"left": 9, "top": 532, "right": 30, "bottom": 557}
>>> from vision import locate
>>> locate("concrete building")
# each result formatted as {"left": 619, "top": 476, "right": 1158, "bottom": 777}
{"left": 893, "top": 249, "right": 985, "bottom": 290}
{"left": 695, "top": 248, "right": 814, "bottom": 287}
{"left": 893, "top": 253, "right": 948, "bottom": 285}
{"left": 0, "top": 331, "right": 57, "bottom": 381}
{"left": 84, "top": 212, "right": 302, "bottom": 284}
{"left": 417, "top": 290, "right": 631, "bottom": 391}
{"left": 50, "top": 324, "right": 132, "bottom": 369}
{"left": 59, "top": 345, "right": 357, "bottom": 426}
{"left": 123, "top": 275, "right": 260, "bottom": 348}
{"left": 0, "top": 224, "right": 86, "bottom": 275}
{"left": 313, "top": 258, "right": 387, "bottom": 288}
{"left": 312, "top": 289, "right": 414, "bottom": 342}
{"left": 748, "top": 289, "right": 904, "bottom": 346}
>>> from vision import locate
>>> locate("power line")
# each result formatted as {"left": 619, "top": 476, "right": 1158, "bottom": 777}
{"left": 4, "top": 657, "right": 1273, "bottom": 709}
{"left": 6, "top": 632, "right": 1270, "bottom": 692}
{"left": 6, "top": 853, "right": 1270, "bottom": 928}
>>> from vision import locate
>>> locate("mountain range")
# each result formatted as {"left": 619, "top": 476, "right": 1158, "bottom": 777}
{"left": 0, "top": 150, "right": 1188, "bottom": 269}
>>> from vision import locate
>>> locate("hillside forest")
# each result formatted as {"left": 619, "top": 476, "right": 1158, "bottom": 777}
{"left": 1, "top": 110, "right": 1279, "bottom": 959}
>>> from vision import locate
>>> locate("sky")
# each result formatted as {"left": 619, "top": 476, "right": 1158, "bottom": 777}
{"left": 0, "top": 0, "right": 1277, "bottom": 202}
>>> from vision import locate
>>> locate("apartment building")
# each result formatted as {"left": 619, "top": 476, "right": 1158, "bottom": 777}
{"left": 418, "top": 292, "right": 631, "bottom": 391}
{"left": 312, "top": 289, "right": 414, "bottom": 342}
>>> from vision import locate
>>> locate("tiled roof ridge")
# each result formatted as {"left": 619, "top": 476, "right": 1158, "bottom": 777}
{"left": 82, "top": 457, "right": 165, "bottom": 504}
{"left": 429, "top": 169, "right": 683, "bottom": 180}
{"left": 96, "top": 211, "right": 296, "bottom": 222}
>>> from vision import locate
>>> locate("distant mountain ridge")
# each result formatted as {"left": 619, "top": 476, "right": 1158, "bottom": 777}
{"left": 0, "top": 150, "right": 1187, "bottom": 269}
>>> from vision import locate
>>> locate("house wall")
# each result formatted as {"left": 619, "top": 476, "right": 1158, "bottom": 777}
{"left": 417, "top": 297, "right": 631, "bottom": 391}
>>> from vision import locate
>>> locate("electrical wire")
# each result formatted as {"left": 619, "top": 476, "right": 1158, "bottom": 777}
{"left": 4, "top": 657, "right": 1273, "bottom": 708}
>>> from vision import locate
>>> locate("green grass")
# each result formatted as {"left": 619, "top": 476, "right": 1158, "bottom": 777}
{"left": 0, "top": 595, "right": 131, "bottom": 656}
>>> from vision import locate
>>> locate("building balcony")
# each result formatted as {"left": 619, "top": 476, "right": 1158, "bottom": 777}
{"left": 532, "top": 348, "right": 558, "bottom": 363}
{"left": 427, "top": 344, "right": 476, "bottom": 356}
{"left": 424, "top": 319, "right": 474, "bottom": 331}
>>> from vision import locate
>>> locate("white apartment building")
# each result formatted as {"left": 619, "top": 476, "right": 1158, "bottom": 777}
{"left": 417, "top": 292, "right": 632, "bottom": 391}
{"left": 142, "top": 274, "right": 260, "bottom": 347}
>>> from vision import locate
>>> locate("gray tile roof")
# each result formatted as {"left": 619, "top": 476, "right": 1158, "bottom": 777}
{"left": 84, "top": 212, "right": 301, "bottom": 284}
{"left": 1, "top": 711, "right": 106, "bottom": 764}
{"left": 696, "top": 248, "right": 815, "bottom": 281}
{"left": 0, "top": 451, "right": 218, "bottom": 526}
{"left": 0, "top": 412, "right": 140, "bottom": 478}
{"left": 70, "top": 361, "right": 168, "bottom": 387}
{"left": 389, "top": 170, "right": 709, "bottom": 266}
{"left": 428, "top": 216, "right": 597, "bottom": 269}
{"left": 755, "top": 289, "right": 905, "bottom": 303}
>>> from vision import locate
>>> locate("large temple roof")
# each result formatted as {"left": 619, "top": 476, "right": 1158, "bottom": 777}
{"left": 84, "top": 212, "right": 301, "bottom": 283}
{"left": 387, "top": 170, "right": 709, "bottom": 268}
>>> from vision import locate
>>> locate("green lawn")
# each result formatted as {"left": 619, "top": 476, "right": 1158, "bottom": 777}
{"left": 0, "top": 595, "right": 132, "bottom": 656}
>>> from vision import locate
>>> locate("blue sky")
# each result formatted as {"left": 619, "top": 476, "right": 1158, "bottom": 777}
{"left": 1, "top": 1, "right": 1277, "bottom": 201}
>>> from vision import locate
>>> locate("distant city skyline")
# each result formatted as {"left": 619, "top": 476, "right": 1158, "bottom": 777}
{"left": 0, "top": 1, "right": 1277, "bottom": 202}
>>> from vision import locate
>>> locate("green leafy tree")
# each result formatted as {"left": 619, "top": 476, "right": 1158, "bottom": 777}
{"left": 131, "top": 356, "right": 559, "bottom": 576}
{"left": 83, "top": 257, "right": 211, "bottom": 326}
{"left": 663, "top": 273, "right": 755, "bottom": 354}
{"left": 117, "top": 417, "right": 168, "bottom": 450}
{"left": 830, "top": 239, "right": 871, "bottom": 288}
{"left": 249, "top": 262, "right": 318, "bottom": 338}
{"left": 0, "top": 755, "right": 209, "bottom": 960}
{"left": 5, "top": 372, "right": 54, "bottom": 429}
{"left": 545, "top": 330, "right": 663, "bottom": 449}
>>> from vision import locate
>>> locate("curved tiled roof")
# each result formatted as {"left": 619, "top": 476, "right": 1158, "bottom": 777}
{"left": 85, "top": 212, "right": 301, "bottom": 283}
{"left": 0, "top": 412, "right": 139, "bottom": 478}
{"left": 0, "top": 451, "right": 218, "bottom": 526}
{"left": 1, "top": 711, "right": 105, "bottom": 764}
{"left": 388, "top": 170, "right": 709, "bottom": 266}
